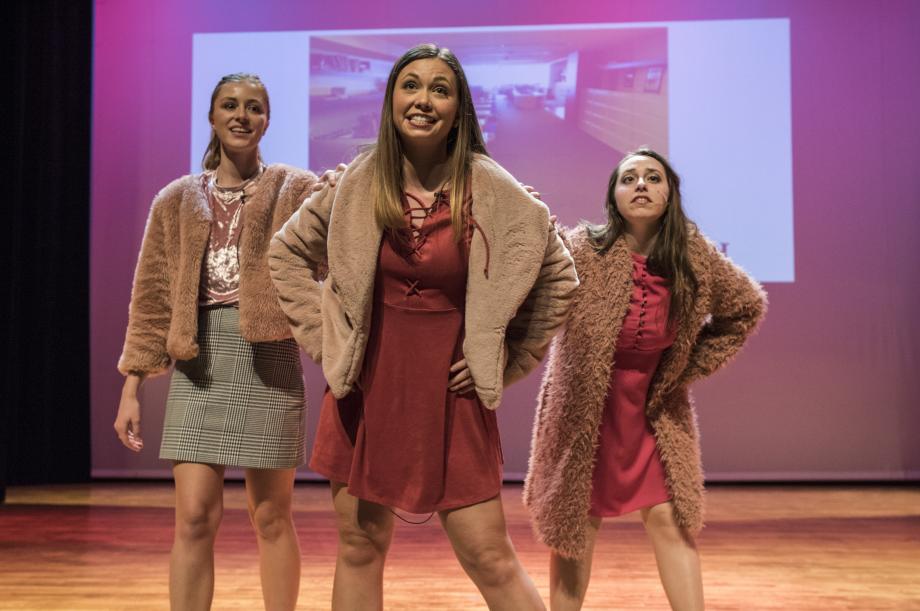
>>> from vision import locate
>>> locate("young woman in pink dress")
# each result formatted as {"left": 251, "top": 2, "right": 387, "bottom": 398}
{"left": 270, "top": 44, "right": 578, "bottom": 610}
{"left": 525, "top": 148, "right": 767, "bottom": 610}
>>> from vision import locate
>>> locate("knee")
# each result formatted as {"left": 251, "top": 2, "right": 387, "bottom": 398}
{"left": 642, "top": 504, "right": 695, "bottom": 547}
{"left": 248, "top": 500, "right": 292, "bottom": 542}
{"left": 458, "top": 539, "right": 519, "bottom": 589}
{"left": 337, "top": 520, "right": 391, "bottom": 569}
{"left": 552, "top": 553, "right": 590, "bottom": 597}
{"left": 175, "top": 500, "right": 222, "bottom": 543}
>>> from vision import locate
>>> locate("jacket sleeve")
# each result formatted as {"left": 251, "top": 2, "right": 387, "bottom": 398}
{"left": 280, "top": 168, "right": 320, "bottom": 222}
{"left": 117, "top": 197, "right": 173, "bottom": 376}
{"left": 678, "top": 247, "right": 767, "bottom": 385}
{"left": 503, "top": 222, "right": 579, "bottom": 385}
{"left": 268, "top": 184, "right": 334, "bottom": 363}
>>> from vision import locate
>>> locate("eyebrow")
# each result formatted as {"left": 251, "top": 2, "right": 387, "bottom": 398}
{"left": 401, "top": 72, "right": 452, "bottom": 85}
{"left": 621, "top": 168, "right": 661, "bottom": 174}
{"left": 219, "top": 96, "right": 264, "bottom": 105}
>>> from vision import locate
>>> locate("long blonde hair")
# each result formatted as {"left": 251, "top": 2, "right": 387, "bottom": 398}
{"left": 372, "top": 44, "right": 488, "bottom": 239}
{"left": 201, "top": 73, "right": 270, "bottom": 171}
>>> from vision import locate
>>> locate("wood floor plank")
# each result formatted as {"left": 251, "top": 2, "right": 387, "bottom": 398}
{"left": 1, "top": 483, "right": 918, "bottom": 610}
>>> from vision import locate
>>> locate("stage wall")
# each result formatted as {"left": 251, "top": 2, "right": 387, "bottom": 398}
{"left": 90, "top": 0, "right": 920, "bottom": 480}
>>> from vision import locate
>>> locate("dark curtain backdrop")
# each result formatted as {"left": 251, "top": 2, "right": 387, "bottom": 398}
{"left": 5, "top": 0, "right": 92, "bottom": 497}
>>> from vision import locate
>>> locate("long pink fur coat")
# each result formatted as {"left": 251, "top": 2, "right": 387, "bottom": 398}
{"left": 524, "top": 225, "right": 766, "bottom": 558}
{"left": 118, "top": 164, "right": 317, "bottom": 376}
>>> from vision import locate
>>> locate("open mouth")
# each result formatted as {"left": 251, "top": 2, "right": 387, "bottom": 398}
{"left": 230, "top": 127, "right": 252, "bottom": 134}
{"left": 407, "top": 115, "right": 436, "bottom": 127}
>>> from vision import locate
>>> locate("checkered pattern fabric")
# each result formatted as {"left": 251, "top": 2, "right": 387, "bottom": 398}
{"left": 160, "top": 306, "right": 306, "bottom": 468}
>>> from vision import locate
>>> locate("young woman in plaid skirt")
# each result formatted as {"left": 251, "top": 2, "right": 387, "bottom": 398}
{"left": 113, "top": 73, "right": 319, "bottom": 611}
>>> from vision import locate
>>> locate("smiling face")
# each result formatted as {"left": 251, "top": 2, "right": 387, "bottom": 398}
{"left": 612, "top": 154, "right": 670, "bottom": 228}
{"left": 391, "top": 58, "right": 459, "bottom": 154}
{"left": 209, "top": 80, "right": 269, "bottom": 156}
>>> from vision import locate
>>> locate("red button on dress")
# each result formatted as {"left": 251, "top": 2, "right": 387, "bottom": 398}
{"left": 310, "top": 193, "right": 503, "bottom": 513}
{"left": 590, "top": 252, "right": 676, "bottom": 517}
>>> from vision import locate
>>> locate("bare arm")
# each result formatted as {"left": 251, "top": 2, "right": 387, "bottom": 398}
{"left": 113, "top": 373, "right": 144, "bottom": 452}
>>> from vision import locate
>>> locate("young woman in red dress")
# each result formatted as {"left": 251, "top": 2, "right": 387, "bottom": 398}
{"left": 270, "top": 44, "right": 578, "bottom": 610}
{"left": 524, "top": 149, "right": 767, "bottom": 611}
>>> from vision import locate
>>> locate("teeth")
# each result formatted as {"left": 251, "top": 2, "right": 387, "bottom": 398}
{"left": 409, "top": 116, "right": 434, "bottom": 126}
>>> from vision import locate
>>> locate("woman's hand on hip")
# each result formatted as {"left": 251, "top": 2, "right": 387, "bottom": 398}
{"left": 448, "top": 358, "right": 475, "bottom": 394}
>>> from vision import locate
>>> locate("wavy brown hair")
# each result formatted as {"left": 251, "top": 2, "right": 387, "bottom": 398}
{"left": 587, "top": 147, "right": 698, "bottom": 325}
{"left": 201, "top": 73, "right": 270, "bottom": 171}
{"left": 372, "top": 44, "right": 488, "bottom": 239}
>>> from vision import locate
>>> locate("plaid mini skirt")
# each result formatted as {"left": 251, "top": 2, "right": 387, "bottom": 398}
{"left": 160, "top": 306, "right": 306, "bottom": 469}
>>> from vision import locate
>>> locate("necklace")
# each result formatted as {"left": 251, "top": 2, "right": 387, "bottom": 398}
{"left": 206, "top": 164, "right": 265, "bottom": 248}
{"left": 212, "top": 163, "right": 265, "bottom": 204}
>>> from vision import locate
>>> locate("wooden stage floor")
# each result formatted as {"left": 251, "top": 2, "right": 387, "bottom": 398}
{"left": 1, "top": 483, "right": 918, "bottom": 610}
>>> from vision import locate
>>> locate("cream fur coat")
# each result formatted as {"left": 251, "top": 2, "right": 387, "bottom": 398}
{"left": 268, "top": 151, "right": 579, "bottom": 409}
{"left": 524, "top": 225, "right": 766, "bottom": 558}
{"left": 118, "top": 164, "right": 317, "bottom": 376}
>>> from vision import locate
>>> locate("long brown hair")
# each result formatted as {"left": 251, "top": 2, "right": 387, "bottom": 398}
{"left": 372, "top": 44, "right": 488, "bottom": 239}
{"left": 201, "top": 73, "right": 270, "bottom": 171}
{"left": 587, "top": 147, "right": 698, "bottom": 325}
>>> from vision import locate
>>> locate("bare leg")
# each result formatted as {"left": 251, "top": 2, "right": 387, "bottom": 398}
{"left": 641, "top": 502, "right": 704, "bottom": 611}
{"left": 329, "top": 482, "right": 395, "bottom": 611}
{"left": 245, "top": 468, "right": 299, "bottom": 611}
{"left": 439, "top": 495, "right": 545, "bottom": 611}
{"left": 170, "top": 462, "right": 225, "bottom": 611}
{"left": 549, "top": 516, "right": 602, "bottom": 611}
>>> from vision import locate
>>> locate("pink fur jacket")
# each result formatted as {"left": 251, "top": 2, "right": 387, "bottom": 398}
{"left": 118, "top": 164, "right": 317, "bottom": 376}
{"left": 524, "top": 225, "right": 766, "bottom": 558}
{"left": 268, "top": 151, "right": 579, "bottom": 410}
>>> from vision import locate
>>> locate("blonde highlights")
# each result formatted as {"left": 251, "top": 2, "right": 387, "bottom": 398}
{"left": 372, "top": 44, "right": 488, "bottom": 239}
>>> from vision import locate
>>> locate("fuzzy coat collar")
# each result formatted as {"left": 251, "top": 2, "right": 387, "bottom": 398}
{"left": 271, "top": 150, "right": 576, "bottom": 409}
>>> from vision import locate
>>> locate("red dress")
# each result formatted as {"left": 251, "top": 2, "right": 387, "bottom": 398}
{"left": 310, "top": 194, "right": 503, "bottom": 513}
{"left": 590, "top": 252, "right": 676, "bottom": 517}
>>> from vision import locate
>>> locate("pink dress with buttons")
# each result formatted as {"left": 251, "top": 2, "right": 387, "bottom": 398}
{"left": 309, "top": 193, "right": 503, "bottom": 513}
{"left": 590, "top": 252, "right": 676, "bottom": 517}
